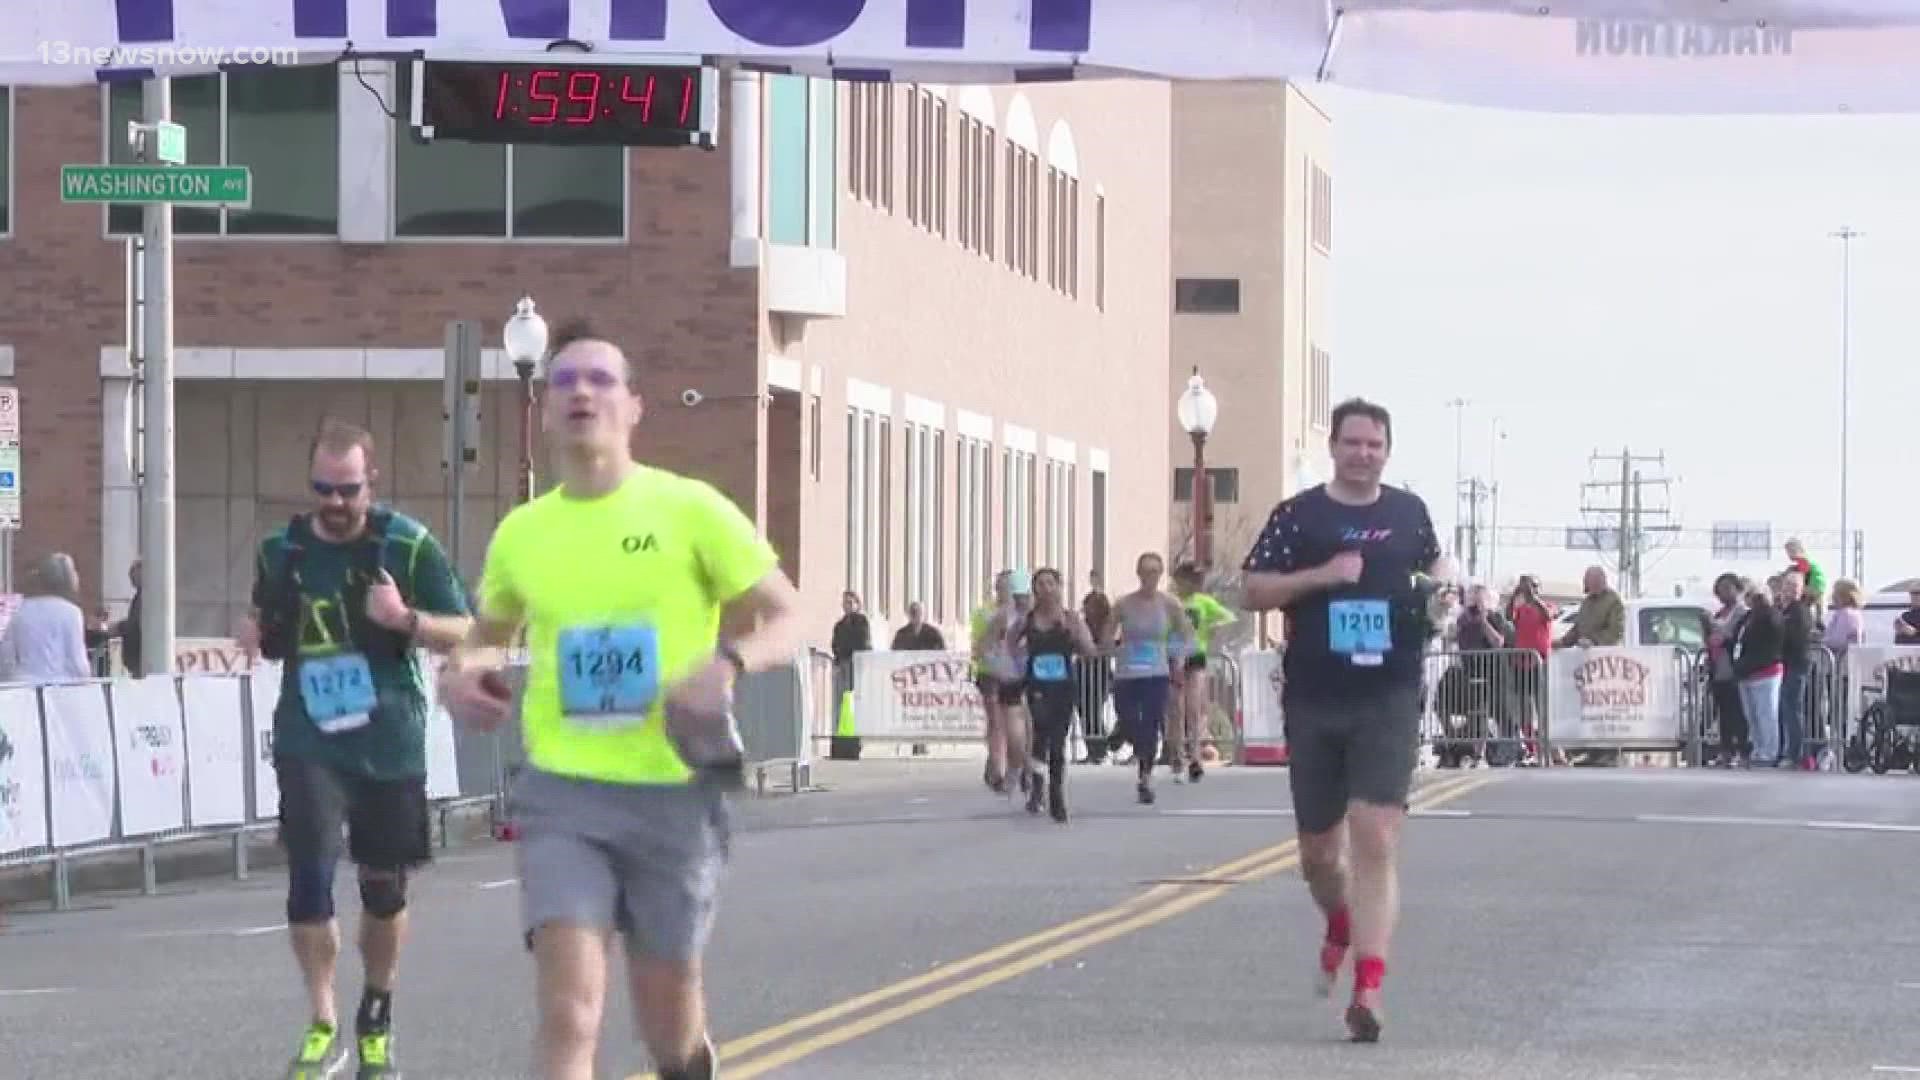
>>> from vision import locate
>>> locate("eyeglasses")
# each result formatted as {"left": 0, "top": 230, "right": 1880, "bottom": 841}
{"left": 548, "top": 367, "right": 623, "bottom": 392}
{"left": 312, "top": 480, "right": 364, "bottom": 499}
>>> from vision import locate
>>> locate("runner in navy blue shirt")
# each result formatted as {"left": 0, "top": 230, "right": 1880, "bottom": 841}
{"left": 1241, "top": 397, "right": 1451, "bottom": 1044}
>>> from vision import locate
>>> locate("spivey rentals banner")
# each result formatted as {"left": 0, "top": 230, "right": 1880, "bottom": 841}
{"left": 9, "top": 2, "right": 1920, "bottom": 113}
{"left": 0, "top": 686, "right": 51, "bottom": 855}
{"left": 1547, "top": 645, "right": 1685, "bottom": 745}
{"left": 851, "top": 650, "right": 985, "bottom": 740}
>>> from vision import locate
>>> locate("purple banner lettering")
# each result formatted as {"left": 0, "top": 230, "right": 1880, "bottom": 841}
{"left": 501, "top": 0, "right": 570, "bottom": 38}
{"left": 116, "top": 0, "right": 174, "bottom": 42}
{"left": 907, "top": 0, "right": 1091, "bottom": 51}
{"left": 387, "top": 0, "right": 436, "bottom": 37}
{"left": 291, "top": 0, "right": 348, "bottom": 37}
{"left": 610, "top": 0, "right": 669, "bottom": 40}
{"left": 710, "top": 0, "right": 865, "bottom": 49}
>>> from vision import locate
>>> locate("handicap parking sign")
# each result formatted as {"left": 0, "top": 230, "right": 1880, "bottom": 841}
{"left": 0, "top": 472, "right": 14, "bottom": 488}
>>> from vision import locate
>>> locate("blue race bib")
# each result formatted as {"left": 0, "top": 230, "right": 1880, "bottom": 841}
{"left": 1126, "top": 641, "right": 1160, "bottom": 667}
{"left": 1328, "top": 599, "right": 1392, "bottom": 661}
{"left": 557, "top": 624, "right": 662, "bottom": 729}
{"left": 1032, "top": 654, "right": 1070, "bottom": 683}
{"left": 299, "top": 653, "right": 377, "bottom": 734}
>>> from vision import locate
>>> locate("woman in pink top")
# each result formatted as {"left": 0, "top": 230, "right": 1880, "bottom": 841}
{"left": 1825, "top": 579, "right": 1865, "bottom": 656}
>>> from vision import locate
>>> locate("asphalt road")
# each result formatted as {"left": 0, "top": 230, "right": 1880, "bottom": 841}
{"left": 4, "top": 760, "right": 1919, "bottom": 1079}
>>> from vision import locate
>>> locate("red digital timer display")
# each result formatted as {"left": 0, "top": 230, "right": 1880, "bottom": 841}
{"left": 420, "top": 61, "right": 713, "bottom": 148}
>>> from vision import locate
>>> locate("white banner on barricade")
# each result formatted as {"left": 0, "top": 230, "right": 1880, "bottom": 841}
{"left": 249, "top": 663, "right": 283, "bottom": 821}
{"left": 181, "top": 677, "right": 248, "bottom": 827}
{"left": 41, "top": 684, "right": 116, "bottom": 847}
{"left": 418, "top": 659, "right": 461, "bottom": 800}
{"left": 1548, "top": 646, "right": 1684, "bottom": 745}
{"left": 852, "top": 651, "right": 985, "bottom": 740}
{"left": 1236, "top": 650, "right": 1288, "bottom": 764}
{"left": 0, "top": 686, "right": 50, "bottom": 854}
{"left": 111, "top": 677, "right": 187, "bottom": 837}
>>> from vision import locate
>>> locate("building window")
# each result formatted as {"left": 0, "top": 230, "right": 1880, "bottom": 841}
{"left": 1091, "top": 468, "right": 1108, "bottom": 586}
{"left": 906, "top": 88, "right": 947, "bottom": 236}
{"left": 904, "top": 424, "right": 939, "bottom": 620}
{"left": 1094, "top": 193, "right": 1106, "bottom": 310}
{"left": 1, "top": 87, "right": 11, "bottom": 237}
{"left": 1044, "top": 459, "right": 1073, "bottom": 574}
{"left": 766, "top": 75, "right": 837, "bottom": 248}
{"left": 1066, "top": 464, "right": 1077, "bottom": 596}
{"left": 1174, "top": 277, "right": 1241, "bottom": 314}
{"left": 979, "top": 122, "right": 996, "bottom": 259}
{"left": 1310, "top": 161, "right": 1333, "bottom": 253}
{"left": 959, "top": 117, "right": 990, "bottom": 253}
{"left": 808, "top": 394, "right": 822, "bottom": 480}
{"left": 905, "top": 424, "right": 922, "bottom": 620}
{"left": 1044, "top": 168, "right": 1080, "bottom": 297}
{"left": 1310, "top": 345, "right": 1332, "bottom": 429}
{"left": 848, "top": 82, "right": 894, "bottom": 210}
{"left": 107, "top": 65, "right": 339, "bottom": 236}
{"left": 957, "top": 438, "right": 975, "bottom": 612}
{"left": 932, "top": 431, "right": 947, "bottom": 621}
{"left": 1172, "top": 467, "right": 1241, "bottom": 504}
{"left": 846, "top": 408, "right": 864, "bottom": 597}
{"left": 878, "top": 415, "right": 893, "bottom": 617}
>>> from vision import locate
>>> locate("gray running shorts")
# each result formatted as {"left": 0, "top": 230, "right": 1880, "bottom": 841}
{"left": 1283, "top": 686, "right": 1422, "bottom": 835}
{"left": 509, "top": 767, "right": 731, "bottom": 962}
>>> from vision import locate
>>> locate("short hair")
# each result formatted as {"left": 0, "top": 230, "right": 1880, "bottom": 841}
{"left": 1033, "top": 567, "right": 1062, "bottom": 588}
{"left": 547, "top": 318, "right": 638, "bottom": 390}
{"left": 310, "top": 418, "right": 374, "bottom": 468}
{"left": 1330, "top": 398, "right": 1393, "bottom": 446}
{"left": 1136, "top": 551, "right": 1164, "bottom": 572}
{"left": 31, "top": 552, "right": 79, "bottom": 601}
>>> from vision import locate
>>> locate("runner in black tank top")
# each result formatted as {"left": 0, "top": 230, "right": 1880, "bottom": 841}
{"left": 1018, "top": 568, "right": 1098, "bottom": 822}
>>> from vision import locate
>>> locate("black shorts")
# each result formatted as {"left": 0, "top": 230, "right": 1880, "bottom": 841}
{"left": 1184, "top": 655, "right": 1208, "bottom": 673}
{"left": 1283, "top": 686, "right": 1422, "bottom": 835}
{"left": 997, "top": 680, "right": 1028, "bottom": 707}
{"left": 276, "top": 757, "right": 432, "bottom": 872}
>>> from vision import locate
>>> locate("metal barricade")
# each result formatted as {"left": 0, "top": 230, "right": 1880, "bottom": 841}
{"left": 1421, "top": 648, "right": 1540, "bottom": 767}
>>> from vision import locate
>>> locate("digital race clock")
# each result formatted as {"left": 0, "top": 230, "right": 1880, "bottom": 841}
{"left": 410, "top": 57, "right": 719, "bottom": 149}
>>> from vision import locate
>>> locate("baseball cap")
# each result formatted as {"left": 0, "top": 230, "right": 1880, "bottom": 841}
{"left": 1007, "top": 569, "right": 1033, "bottom": 596}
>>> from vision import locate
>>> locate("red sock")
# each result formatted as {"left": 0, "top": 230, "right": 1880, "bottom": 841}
{"left": 1325, "top": 906, "right": 1352, "bottom": 947}
{"left": 1354, "top": 954, "right": 1386, "bottom": 994}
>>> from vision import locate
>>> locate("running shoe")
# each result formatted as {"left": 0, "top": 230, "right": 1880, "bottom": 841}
{"left": 285, "top": 1021, "right": 348, "bottom": 1080}
{"left": 356, "top": 1029, "right": 400, "bottom": 1078}
{"left": 1345, "top": 1001, "right": 1382, "bottom": 1043}
{"left": 1188, "top": 760, "right": 1204, "bottom": 783}
{"left": 1026, "top": 776, "right": 1045, "bottom": 815}
{"left": 1136, "top": 779, "right": 1155, "bottom": 805}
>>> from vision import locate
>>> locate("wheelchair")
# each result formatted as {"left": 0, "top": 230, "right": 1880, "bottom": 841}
{"left": 1843, "top": 668, "right": 1920, "bottom": 775}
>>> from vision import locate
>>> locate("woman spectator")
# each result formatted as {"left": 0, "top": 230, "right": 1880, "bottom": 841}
{"left": 0, "top": 553, "right": 93, "bottom": 685}
{"left": 1824, "top": 579, "right": 1865, "bottom": 656}
{"left": 1733, "top": 583, "right": 1784, "bottom": 768}
{"left": 1706, "top": 573, "right": 1749, "bottom": 767}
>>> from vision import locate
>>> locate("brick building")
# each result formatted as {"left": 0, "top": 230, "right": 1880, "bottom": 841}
{"left": 0, "top": 64, "right": 1172, "bottom": 653}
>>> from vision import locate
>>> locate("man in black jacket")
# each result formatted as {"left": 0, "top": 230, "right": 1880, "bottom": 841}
{"left": 1734, "top": 584, "right": 1784, "bottom": 767}
{"left": 1776, "top": 572, "right": 1816, "bottom": 769}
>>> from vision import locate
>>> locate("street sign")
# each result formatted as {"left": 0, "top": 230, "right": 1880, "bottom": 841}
{"left": 0, "top": 386, "right": 17, "bottom": 448}
{"left": 59, "top": 164, "right": 252, "bottom": 208}
{"left": 154, "top": 121, "right": 187, "bottom": 166}
{"left": 0, "top": 445, "right": 22, "bottom": 530}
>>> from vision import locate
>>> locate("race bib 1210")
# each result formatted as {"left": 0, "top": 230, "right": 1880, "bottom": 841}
{"left": 1328, "top": 599, "right": 1391, "bottom": 663}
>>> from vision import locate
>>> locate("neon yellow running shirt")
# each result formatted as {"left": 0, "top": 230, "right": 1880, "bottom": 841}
{"left": 476, "top": 466, "right": 777, "bottom": 786}
{"left": 1183, "top": 592, "right": 1235, "bottom": 658}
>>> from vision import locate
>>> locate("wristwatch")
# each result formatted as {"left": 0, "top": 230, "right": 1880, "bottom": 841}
{"left": 719, "top": 643, "right": 747, "bottom": 676}
{"left": 404, "top": 609, "right": 421, "bottom": 638}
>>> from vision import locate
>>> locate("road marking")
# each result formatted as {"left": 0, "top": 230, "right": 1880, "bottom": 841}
{"left": 232, "top": 923, "right": 286, "bottom": 936}
{"left": 631, "top": 773, "right": 1492, "bottom": 1080}
{"left": 0, "top": 987, "right": 75, "bottom": 997}
{"left": 1156, "top": 808, "right": 1294, "bottom": 818}
{"left": 1898, "top": 982, "right": 1920, "bottom": 990}
{"left": 477, "top": 878, "right": 519, "bottom": 890}
{"left": 1635, "top": 814, "right": 1802, "bottom": 828}
{"left": 1804, "top": 820, "right": 1920, "bottom": 834}
{"left": 1870, "top": 1067, "right": 1920, "bottom": 1074}
{"left": 1411, "top": 808, "right": 1472, "bottom": 818}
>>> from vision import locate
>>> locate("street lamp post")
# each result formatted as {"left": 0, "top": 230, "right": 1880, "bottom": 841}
{"left": 1829, "top": 227, "right": 1861, "bottom": 581}
{"left": 1176, "top": 368, "right": 1220, "bottom": 569}
{"left": 503, "top": 297, "right": 550, "bottom": 505}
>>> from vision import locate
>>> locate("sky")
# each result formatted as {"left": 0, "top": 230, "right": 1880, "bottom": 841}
{"left": 1315, "top": 84, "right": 1920, "bottom": 599}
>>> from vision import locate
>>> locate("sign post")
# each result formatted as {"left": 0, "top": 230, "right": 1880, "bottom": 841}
{"left": 58, "top": 94, "right": 255, "bottom": 677}
{"left": 0, "top": 386, "right": 19, "bottom": 595}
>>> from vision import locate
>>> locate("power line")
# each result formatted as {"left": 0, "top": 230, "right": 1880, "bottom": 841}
{"left": 1575, "top": 448, "right": 1671, "bottom": 598}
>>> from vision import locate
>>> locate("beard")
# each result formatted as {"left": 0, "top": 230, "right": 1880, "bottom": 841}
{"left": 315, "top": 505, "right": 363, "bottom": 539}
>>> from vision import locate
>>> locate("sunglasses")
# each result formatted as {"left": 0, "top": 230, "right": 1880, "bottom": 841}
{"left": 312, "top": 480, "right": 364, "bottom": 499}
{"left": 548, "top": 366, "right": 624, "bottom": 391}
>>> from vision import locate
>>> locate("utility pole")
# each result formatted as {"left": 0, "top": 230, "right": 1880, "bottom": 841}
{"left": 1830, "top": 226, "right": 1862, "bottom": 581}
{"left": 1579, "top": 447, "right": 1672, "bottom": 598}
{"left": 139, "top": 77, "right": 177, "bottom": 676}
{"left": 1445, "top": 397, "right": 1469, "bottom": 559}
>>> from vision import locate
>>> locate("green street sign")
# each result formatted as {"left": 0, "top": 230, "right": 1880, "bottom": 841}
{"left": 154, "top": 122, "right": 187, "bottom": 166}
{"left": 59, "top": 164, "right": 252, "bottom": 208}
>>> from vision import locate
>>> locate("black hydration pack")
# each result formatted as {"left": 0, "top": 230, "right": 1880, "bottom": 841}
{"left": 256, "top": 508, "right": 408, "bottom": 663}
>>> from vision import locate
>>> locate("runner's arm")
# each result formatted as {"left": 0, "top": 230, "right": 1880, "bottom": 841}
{"left": 397, "top": 531, "right": 473, "bottom": 653}
{"left": 445, "top": 522, "right": 524, "bottom": 673}
{"left": 720, "top": 569, "right": 805, "bottom": 673}
{"left": 1238, "top": 501, "right": 1330, "bottom": 611}
{"left": 1067, "top": 612, "right": 1099, "bottom": 656}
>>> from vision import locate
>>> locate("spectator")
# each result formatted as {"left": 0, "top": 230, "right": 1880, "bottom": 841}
{"left": 1558, "top": 566, "right": 1625, "bottom": 648}
{"left": 1825, "top": 579, "right": 1865, "bottom": 655}
{"left": 114, "top": 559, "right": 144, "bottom": 676}
{"left": 1505, "top": 575, "right": 1555, "bottom": 746}
{"left": 1734, "top": 584, "right": 1784, "bottom": 768}
{"left": 830, "top": 591, "right": 872, "bottom": 699}
{"left": 1776, "top": 572, "right": 1816, "bottom": 769}
{"left": 1894, "top": 584, "right": 1920, "bottom": 645}
{"left": 1706, "top": 573, "right": 1749, "bottom": 767}
{"left": 0, "top": 553, "right": 93, "bottom": 685}
{"left": 1078, "top": 572, "right": 1115, "bottom": 763}
{"left": 891, "top": 601, "right": 946, "bottom": 651}
{"left": 1783, "top": 538, "right": 1827, "bottom": 616}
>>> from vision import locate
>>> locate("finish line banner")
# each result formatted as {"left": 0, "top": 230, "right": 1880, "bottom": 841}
{"left": 9, "top": 1, "right": 1920, "bottom": 113}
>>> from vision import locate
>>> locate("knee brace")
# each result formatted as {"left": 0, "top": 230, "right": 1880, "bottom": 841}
{"left": 286, "top": 859, "right": 338, "bottom": 925}
{"left": 359, "top": 871, "right": 409, "bottom": 919}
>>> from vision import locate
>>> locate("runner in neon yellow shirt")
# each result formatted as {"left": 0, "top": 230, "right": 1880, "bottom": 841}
{"left": 440, "top": 325, "right": 801, "bottom": 1080}
{"left": 1169, "top": 561, "right": 1238, "bottom": 783}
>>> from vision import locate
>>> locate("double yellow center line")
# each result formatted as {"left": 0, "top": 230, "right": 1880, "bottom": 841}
{"left": 634, "top": 772, "right": 1496, "bottom": 1079}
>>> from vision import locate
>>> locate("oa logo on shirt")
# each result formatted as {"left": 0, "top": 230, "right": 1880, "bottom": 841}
{"left": 622, "top": 535, "right": 659, "bottom": 554}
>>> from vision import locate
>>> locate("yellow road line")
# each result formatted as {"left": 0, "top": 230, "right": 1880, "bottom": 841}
{"left": 629, "top": 771, "right": 1492, "bottom": 1079}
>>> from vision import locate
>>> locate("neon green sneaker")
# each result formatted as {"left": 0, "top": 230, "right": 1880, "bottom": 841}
{"left": 284, "top": 1021, "right": 348, "bottom": 1079}
{"left": 356, "top": 1029, "right": 401, "bottom": 1079}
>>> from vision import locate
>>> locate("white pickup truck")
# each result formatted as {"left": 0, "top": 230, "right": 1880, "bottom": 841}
{"left": 1553, "top": 597, "right": 1715, "bottom": 649}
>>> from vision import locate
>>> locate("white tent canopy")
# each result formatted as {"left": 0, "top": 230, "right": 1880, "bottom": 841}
{"left": 7, "top": 1, "right": 1920, "bottom": 112}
